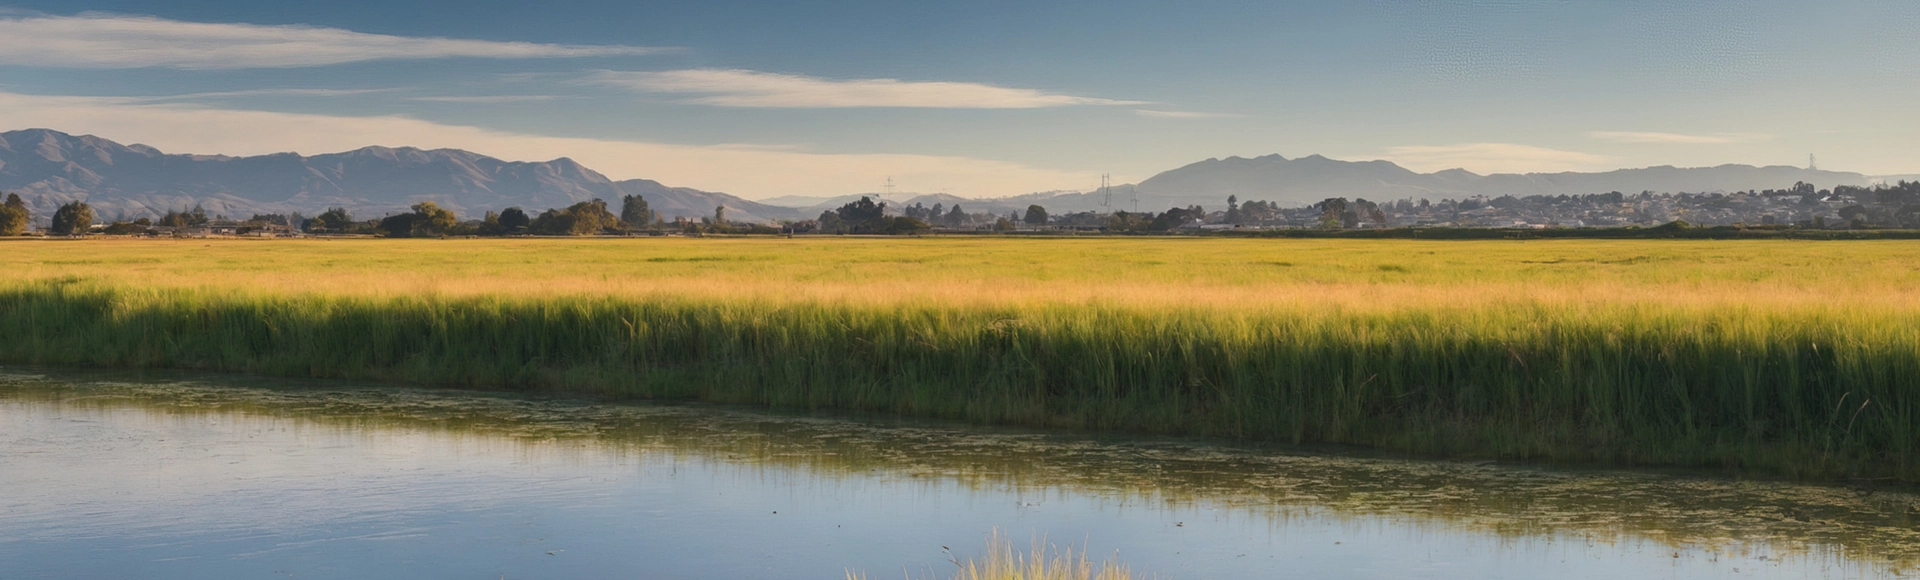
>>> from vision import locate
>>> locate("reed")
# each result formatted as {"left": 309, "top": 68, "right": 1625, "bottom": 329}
{"left": 1, "top": 238, "right": 1917, "bottom": 480}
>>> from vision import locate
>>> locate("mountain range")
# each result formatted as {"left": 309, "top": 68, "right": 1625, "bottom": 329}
{"left": 0, "top": 128, "right": 798, "bottom": 223}
{"left": 0, "top": 128, "right": 1893, "bottom": 224}
{"left": 1124, "top": 154, "right": 1875, "bottom": 210}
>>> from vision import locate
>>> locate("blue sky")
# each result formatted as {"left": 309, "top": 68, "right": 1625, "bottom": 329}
{"left": 0, "top": 0, "right": 1914, "bottom": 198}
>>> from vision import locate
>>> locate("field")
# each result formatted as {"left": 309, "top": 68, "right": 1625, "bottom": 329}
{"left": 3, "top": 237, "right": 1918, "bottom": 480}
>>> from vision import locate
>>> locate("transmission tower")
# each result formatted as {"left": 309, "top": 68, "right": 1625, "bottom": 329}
{"left": 1809, "top": 154, "right": 1818, "bottom": 171}
{"left": 1100, "top": 174, "right": 1112, "bottom": 214}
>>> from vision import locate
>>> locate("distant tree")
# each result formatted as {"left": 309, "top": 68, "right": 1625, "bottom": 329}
{"left": 823, "top": 197, "right": 888, "bottom": 233}
{"left": 903, "top": 202, "right": 930, "bottom": 221}
{"left": 1023, "top": 204, "right": 1048, "bottom": 226}
{"left": 0, "top": 193, "right": 27, "bottom": 236}
{"left": 817, "top": 209, "right": 845, "bottom": 233}
{"left": 413, "top": 201, "right": 457, "bottom": 235}
{"left": 1148, "top": 206, "right": 1204, "bottom": 231}
{"left": 531, "top": 199, "right": 621, "bottom": 235}
{"left": 50, "top": 201, "right": 94, "bottom": 235}
{"left": 887, "top": 216, "right": 931, "bottom": 234}
{"left": 375, "top": 202, "right": 456, "bottom": 238}
{"left": 1315, "top": 198, "right": 1349, "bottom": 229}
{"left": 620, "top": 195, "right": 652, "bottom": 229}
{"left": 102, "top": 221, "right": 150, "bottom": 235}
{"left": 497, "top": 207, "right": 531, "bottom": 232}
{"left": 944, "top": 204, "right": 968, "bottom": 227}
{"left": 376, "top": 214, "right": 417, "bottom": 238}
{"left": 1105, "top": 210, "right": 1150, "bottom": 232}
{"left": 835, "top": 197, "right": 887, "bottom": 224}
{"left": 1839, "top": 204, "right": 1869, "bottom": 222}
{"left": 1354, "top": 198, "right": 1386, "bottom": 224}
{"left": 993, "top": 217, "right": 1015, "bottom": 232}
{"left": 306, "top": 208, "right": 354, "bottom": 233}
{"left": 714, "top": 204, "right": 728, "bottom": 225}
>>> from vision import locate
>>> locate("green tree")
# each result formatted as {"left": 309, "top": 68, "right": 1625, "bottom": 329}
{"left": 376, "top": 213, "right": 417, "bottom": 237}
{"left": 498, "top": 207, "right": 531, "bottom": 232}
{"left": 620, "top": 195, "right": 652, "bottom": 229}
{"left": 306, "top": 208, "right": 354, "bottom": 233}
{"left": 530, "top": 199, "right": 620, "bottom": 235}
{"left": 835, "top": 197, "right": 886, "bottom": 224}
{"left": 714, "top": 204, "right": 728, "bottom": 225}
{"left": 50, "top": 201, "right": 94, "bottom": 236}
{"left": 1315, "top": 198, "right": 1349, "bottom": 229}
{"left": 0, "top": 193, "right": 28, "bottom": 236}
{"left": 102, "top": 221, "right": 151, "bottom": 235}
{"left": 412, "top": 202, "right": 456, "bottom": 236}
{"left": 1225, "top": 195, "right": 1241, "bottom": 225}
{"left": 377, "top": 202, "right": 458, "bottom": 238}
{"left": 1023, "top": 204, "right": 1048, "bottom": 226}
{"left": 1104, "top": 210, "right": 1149, "bottom": 232}
{"left": 825, "top": 197, "right": 888, "bottom": 233}
{"left": 886, "top": 216, "right": 931, "bottom": 234}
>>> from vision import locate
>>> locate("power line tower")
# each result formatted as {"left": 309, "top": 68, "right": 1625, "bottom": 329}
{"left": 883, "top": 176, "right": 895, "bottom": 200}
{"left": 1099, "top": 174, "right": 1112, "bottom": 214}
{"left": 1809, "top": 154, "right": 1818, "bottom": 171}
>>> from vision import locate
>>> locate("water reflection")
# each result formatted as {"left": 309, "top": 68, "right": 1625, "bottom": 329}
{"left": 2, "top": 368, "right": 1915, "bottom": 579}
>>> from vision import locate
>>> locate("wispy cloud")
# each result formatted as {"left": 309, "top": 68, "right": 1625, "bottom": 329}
{"left": 1382, "top": 142, "right": 1609, "bottom": 174}
{"left": 0, "top": 91, "right": 1100, "bottom": 198}
{"left": 135, "top": 88, "right": 394, "bottom": 101}
{"left": 1133, "top": 109, "right": 1238, "bottom": 119}
{"left": 0, "top": 13, "right": 666, "bottom": 69}
{"left": 409, "top": 95, "right": 561, "bottom": 103}
{"left": 1586, "top": 131, "right": 1771, "bottom": 144}
{"left": 592, "top": 69, "right": 1146, "bottom": 109}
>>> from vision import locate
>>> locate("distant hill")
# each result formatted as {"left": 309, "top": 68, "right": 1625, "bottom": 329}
{"left": 1128, "top": 154, "right": 1874, "bottom": 209}
{"left": 0, "top": 128, "right": 799, "bottom": 223}
{"left": 3, "top": 128, "right": 1887, "bottom": 224}
{"left": 751, "top": 155, "right": 1880, "bottom": 217}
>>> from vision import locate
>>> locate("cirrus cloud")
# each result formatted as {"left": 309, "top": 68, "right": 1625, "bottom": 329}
{"left": 592, "top": 69, "right": 1147, "bottom": 109}
{"left": 0, "top": 13, "right": 666, "bottom": 69}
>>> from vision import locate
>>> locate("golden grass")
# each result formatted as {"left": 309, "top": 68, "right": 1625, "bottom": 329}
{"left": 2, "top": 237, "right": 1917, "bottom": 479}
{"left": 3, "top": 236, "right": 1917, "bottom": 311}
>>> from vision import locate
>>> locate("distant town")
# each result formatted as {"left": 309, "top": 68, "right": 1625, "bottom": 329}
{"left": 5, "top": 178, "right": 1919, "bottom": 238}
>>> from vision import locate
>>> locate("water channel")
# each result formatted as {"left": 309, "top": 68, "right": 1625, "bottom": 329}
{"left": 3, "top": 368, "right": 1916, "bottom": 579}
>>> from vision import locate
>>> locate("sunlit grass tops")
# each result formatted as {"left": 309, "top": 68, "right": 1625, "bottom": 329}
{"left": 2, "top": 237, "right": 1917, "bottom": 480}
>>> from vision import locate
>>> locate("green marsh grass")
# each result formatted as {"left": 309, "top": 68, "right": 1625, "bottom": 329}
{"left": 2, "top": 237, "right": 1918, "bottom": 480}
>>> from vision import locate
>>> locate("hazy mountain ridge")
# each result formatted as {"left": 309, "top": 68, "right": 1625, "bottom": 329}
{"left": 1, "top": 128, "right": 1895, "bottom": 225}
{"left": 1126, "top": 154, "right": 1875, "bottom": 209}
{"left": 0, "top": 129, "right": 798, "bottom": 223}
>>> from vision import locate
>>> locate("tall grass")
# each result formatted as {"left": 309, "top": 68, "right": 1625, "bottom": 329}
{"left": 2, "top": 238, "right": 1918, "bottom": 480}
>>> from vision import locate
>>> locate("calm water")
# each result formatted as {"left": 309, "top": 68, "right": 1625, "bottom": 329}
{"left": 2, "top": 369, "right": 1917, "bottom": 579}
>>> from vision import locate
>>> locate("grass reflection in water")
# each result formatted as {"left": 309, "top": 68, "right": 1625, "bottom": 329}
{"left": 4, "top": 370, "right": 1919, "bottom": 577}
